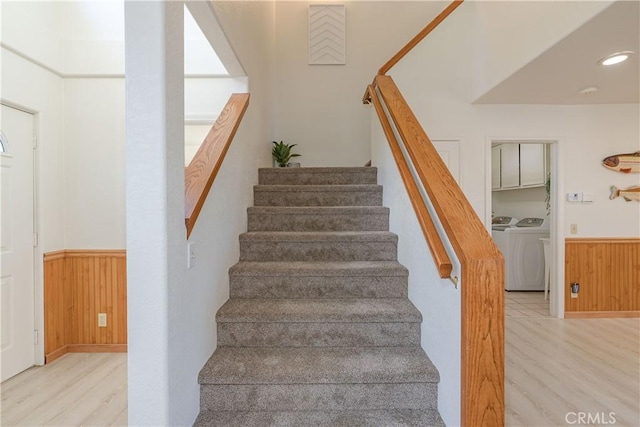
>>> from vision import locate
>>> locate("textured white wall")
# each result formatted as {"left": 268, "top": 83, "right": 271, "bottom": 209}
{"left": 273, "top": 1, "right": 449, "bottom": 166}
{"left": 62, "top": 79, "right": 126, "bottom": 249}
{"left": 126, "top": 1, "right": 274, "bottom": 425}
{"left": 371, "top": 115, "right": 462, "bottom": 426}
{"left": 125, "top": 2, "right": 185, "bottom": 425}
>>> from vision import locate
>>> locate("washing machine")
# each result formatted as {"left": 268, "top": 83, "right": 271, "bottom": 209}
{"left": 492, "top": 217, "right": 549, "bottom": 291}
{"left": 491, "top": 216, "right": 519, "bottom": 231}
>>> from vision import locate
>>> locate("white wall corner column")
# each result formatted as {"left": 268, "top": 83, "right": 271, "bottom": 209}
{"left": 124, "top": 1, "right": 185, "bottom": 425}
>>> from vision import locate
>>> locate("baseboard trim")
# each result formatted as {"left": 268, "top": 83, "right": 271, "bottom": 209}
{"left": 45, "top": 344, "right": 127, "bottom": 364}
{"left": 565, "top": 311, "right": 640, "bottom": 319}
{"left": 45, "top": 346, "right": 69, "bottom": 364}
{"left": 44, "top": 249, "right": 126, "bottom": 260}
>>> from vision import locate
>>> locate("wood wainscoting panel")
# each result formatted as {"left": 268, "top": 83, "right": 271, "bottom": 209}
{"left": 44, "top": 250, "right": 127, "bottom": 363}
{"left": 565, "top": 238, "right": 640, "bottom": 315}
{"left": 44, "top": 252, "right": 67, "bottom": 358}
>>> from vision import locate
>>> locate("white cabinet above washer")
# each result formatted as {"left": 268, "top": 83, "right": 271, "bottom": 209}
{"left": 520, "top": 144, "right": 546, "bottom": 187}
{"left": 492, "top": 143, "right": 548, "bottom": 191}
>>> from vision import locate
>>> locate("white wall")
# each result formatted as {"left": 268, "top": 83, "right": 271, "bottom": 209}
{"left": 126, "top": 1, "right": 274, "bottom": 425}
{"left": 7, "top": 0, "right": 242, "bottom": 250}
{"left": 369, "top": 1, "right": 638, "bottom": 423}
{"left": 1, "top": 4, "right": 66, "bottom": 365}
{"left": 470, "top": 0, "right": 613, "bottom": 101}
{"left": 371, "top": 116, "right": 462, "bottom": 426}
{"left": 273, "top": 1, "right": 450, "bottom": 166}
{"left": 63, "top": 78, "right": 126, "bottom": 249}
{"left": 1, "top": 1, "right": 63, "bottom": 71}
{"left": 492, "top": 187, "right": 548, "bottom": 221}
{"left": 58, "top": 1, "right": 230, "bottom": 76}
{"left": 392, "top": 2, "right": 640, "bottom": 238}
{"left": 59, "top": 1, "right": 125, "bottom": 75}
{"left": 170, "top": 2, "right": 275, "bottom": 423}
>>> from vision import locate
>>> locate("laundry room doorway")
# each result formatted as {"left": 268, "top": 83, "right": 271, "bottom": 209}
{"left": 487, "top": 139, "right": 563, "bottom": 319}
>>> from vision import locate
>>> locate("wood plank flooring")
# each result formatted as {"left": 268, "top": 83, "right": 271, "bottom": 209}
{"left": 1, "top": 297, "right": 637, "bottom": 426}
{"left": 506, "top": 293, "right": 640, "bottom": 426}
{"left": 1, "top": 353, "right": 127, "bottom": 426}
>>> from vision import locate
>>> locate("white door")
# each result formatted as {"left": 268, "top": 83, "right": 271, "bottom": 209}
{"left": 1, "top": 104, "right": 35, "bottom": 382}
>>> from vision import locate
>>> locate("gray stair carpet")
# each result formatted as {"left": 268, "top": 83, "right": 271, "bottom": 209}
{"left": 195, "top": 167, "right": 443, "bottom": 427}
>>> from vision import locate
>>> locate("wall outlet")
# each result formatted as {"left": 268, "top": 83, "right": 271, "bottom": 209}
{"left": 98, "top": 313, "right": 107, "bottom": 327}
{"left": 570, "top": 224, "right": 578, "bottom": 234}
{"left": 571, "top": 292, "right": 578, "bottom": 299}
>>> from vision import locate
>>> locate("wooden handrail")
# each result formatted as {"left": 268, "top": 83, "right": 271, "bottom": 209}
{"left": 378, "top": 0, "right": 464, "bottom": 76}
{"left": 374, "top": 74, "right": 504, "bottom": 426}
{"left": 368, "top": 85, "right": 453, "bottom": 279}
{"left": 184, "top": 93, "right": 250, "bottom": 238}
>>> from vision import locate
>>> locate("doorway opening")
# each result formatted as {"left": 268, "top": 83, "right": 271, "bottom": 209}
{"left": 487, "top": 139, "right": 563, "bottom": 319}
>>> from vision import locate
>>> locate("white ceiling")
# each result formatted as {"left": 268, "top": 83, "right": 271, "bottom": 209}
{"left": 475, "top": 0, "right": 639, "bottom": 105}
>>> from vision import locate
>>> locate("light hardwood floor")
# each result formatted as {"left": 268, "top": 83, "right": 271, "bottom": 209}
{"left": 1, "top": 301, "right": 638, "bottom": 427}
{"left": 506, "top": 292, "right": 640, "bottom": 426}
{"left": 1, "top": 353, "right": 127, "bottom": 426}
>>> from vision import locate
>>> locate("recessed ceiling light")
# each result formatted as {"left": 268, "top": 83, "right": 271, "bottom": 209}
{"left": 578, "top": 86, "right": 598, "bottom": 96}
{"left": 598, "top": 51, "right": 634, "bottom": 66}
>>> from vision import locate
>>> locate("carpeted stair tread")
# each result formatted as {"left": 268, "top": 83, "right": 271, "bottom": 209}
{"left": 229, "top": 261, "right": 408, "bottom": 299}
{"left": 216, "top": 298, "right": 422, "bottom": 323}
{"left": 200, "top": 382, "right": 436, "bottom": 412}
{"left": 196, "top": 165, "right": 443, "bottom": 424}
{"left": 253, "top": 184, "right": 383, "bottom": 207}
{"left": 247, "top": 206, "right": 389, "bottom": 232}
{"left": 229, "top": 261, "right": 408, "bottom": 277}
{"left": 247, "top": 206, "right": 389, "bottom": 214}
{"left": 239, "top": 231, "right": 397, "bottom": 242}
{"left": 239, "top": 231, "right": 399, "bottom": 262}
{"left": 259, "top": 167, "right": 378, "bottom": 185}
{"left": 198, "top": 347, "right": 439, "bottom": 385}
{"left": 194, "top": 409, "right": 445, "bottom": 427}
{"left": 255, "top": 184, "right": 381, "bottom": 193}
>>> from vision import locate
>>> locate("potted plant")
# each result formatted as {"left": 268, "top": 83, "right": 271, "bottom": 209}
{"left": 272, "top": 140, "right": 301, "bottom": 167}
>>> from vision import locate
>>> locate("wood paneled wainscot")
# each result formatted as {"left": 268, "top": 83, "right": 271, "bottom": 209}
{"left": 565, "top": 238, "right": 640, "bottom": 318}
{"left": 44, "top": 250, "right": 127, "bottom": 363}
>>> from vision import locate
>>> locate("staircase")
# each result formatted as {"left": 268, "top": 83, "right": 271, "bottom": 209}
{"left": 194, "top": 167, "right": 443, "bottom": 426}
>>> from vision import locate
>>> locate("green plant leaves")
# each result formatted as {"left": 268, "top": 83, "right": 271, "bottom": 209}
{"left": 272, "top": 140, "right": 301, "bottom": 167}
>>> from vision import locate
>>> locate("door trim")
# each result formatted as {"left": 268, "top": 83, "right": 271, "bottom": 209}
{"left": 485, "top": 137, "right": 564, "bottom": 318}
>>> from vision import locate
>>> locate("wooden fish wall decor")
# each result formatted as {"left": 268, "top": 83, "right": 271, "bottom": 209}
{"left": 602, "top": 151, "right": 640, "bottom": 173}
{"left": 610, "top": 185, "right": 640, "bottom": 202}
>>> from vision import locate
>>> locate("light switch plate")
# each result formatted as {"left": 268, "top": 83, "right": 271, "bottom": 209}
{"left": 567, "top": 192, "right": 582, "bottom": 202}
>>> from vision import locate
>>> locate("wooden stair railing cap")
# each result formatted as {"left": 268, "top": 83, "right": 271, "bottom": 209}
{"left": 184, "top": 93, "right": 250, "bottom": 238}
{"left": 367, "top": 84, "right": 453, "bottom": 279}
